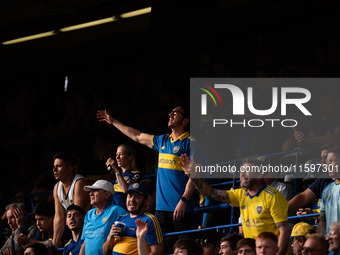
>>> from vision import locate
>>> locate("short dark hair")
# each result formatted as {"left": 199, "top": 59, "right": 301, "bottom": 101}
{"left": 53, "top": 152, "right": 76, "bottom": 166}
{"left": 66, "top": 204, "right": 86, "bottom": 217}
{"left": 236, "top": 238, "right": 256, "bottom": 253}
{"left": 328, "top": 145, "right": 340, "bottom": 158}
{"left": 242, "top": 158, "right": 262, "bottom": 167}
{"left": 174, "top": 238, "right": 203, "bottom": 255}
{"left": 220, "top": 234, "right": 244, "bottom": 251}
{"left": 24, "top": 243, "right": 49, "bottom": 255}
{"left": 33, "top": 202, "right": 54, "bottom": 218}
{"left": 196, "top": 230, "right": 222, "bottom": 248}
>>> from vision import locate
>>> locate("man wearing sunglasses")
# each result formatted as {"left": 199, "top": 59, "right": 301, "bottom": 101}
{"left": 97, "top": 105, "right": 198, "bottom": 251}
{"left": 301, "top": 234, "right": 328, "bottom": 255}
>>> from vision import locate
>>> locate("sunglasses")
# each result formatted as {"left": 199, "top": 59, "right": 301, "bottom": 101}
{"left": 169, "top": 110, "right": 184, "bottom": 116}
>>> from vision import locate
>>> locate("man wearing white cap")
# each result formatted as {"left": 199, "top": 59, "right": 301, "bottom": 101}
{"left": 79, "top": 180, "right": 126, "bottom": 255}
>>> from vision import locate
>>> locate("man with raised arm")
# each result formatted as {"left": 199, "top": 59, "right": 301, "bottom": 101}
{"left": 97, "top": 106, "right": 198, "bottom": 235}
{"left": 179, "top": 155, "right": 290, "bottom": 255}
{"left": 52, "top": 152, "right": 90, "bottom": 248}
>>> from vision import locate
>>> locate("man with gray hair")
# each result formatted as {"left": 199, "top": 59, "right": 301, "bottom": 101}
{"left": 79, "top": 180, "right": 126, "bottom": 255}
{"left": 0, "top": 203, "right": 37, "bottom": 255}
{"left": 326, "top": 221, "right": 340, "bottom": 255}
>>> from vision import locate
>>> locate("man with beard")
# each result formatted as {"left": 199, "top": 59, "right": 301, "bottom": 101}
{"left": 179, "top": 156, "right": 290, "bottom": 255}
{"left": 97, "top": 106, "right": 198, "bottom": 235}
{"left": 102, "top": 183, "right": 164, "bottom": 255}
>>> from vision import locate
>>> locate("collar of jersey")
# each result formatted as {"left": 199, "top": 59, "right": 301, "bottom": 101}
{"left": 245, "top": 183, "right": 267, "bottom": 199}
{"left": 168, "top": 131, "right": 190, "bottom": 142}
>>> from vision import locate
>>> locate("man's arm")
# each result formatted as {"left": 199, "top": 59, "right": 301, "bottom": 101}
{"left": 97, "top": 110, "right": 152, "bottom": 148}
{"left": 74, "top": 179, "right": 91, "bottom": 211}
{"left": 288, "top": 188, "right": 317, "bottom": 214}
{"left": 316, "top": 212, "right": 326, "bottom": 234}
{"left": 275, "top": 221, "right": 291, "bottom": 255}
{"left": 136, "top": 218, "right": 164, "bottom": 255}
{"left": 179, "top": 154, "right": 230, "bottom": 203}
{"left": 79, "top": 242, "right": 85, "bottom": 255}
{"left": 173, "top": 178, "right": 196, "bottom": 221}
{"left": 52, "top": 183, "right": 66, "bottom": 248}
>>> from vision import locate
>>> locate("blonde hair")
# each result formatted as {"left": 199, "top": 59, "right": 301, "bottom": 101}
{"left": 117, "top": 143, "right": 138, "bottom": 170}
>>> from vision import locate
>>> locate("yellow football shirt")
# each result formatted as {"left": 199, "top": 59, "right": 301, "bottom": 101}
{"left": 227, "top": 184, "right": 288, "bottom": 239}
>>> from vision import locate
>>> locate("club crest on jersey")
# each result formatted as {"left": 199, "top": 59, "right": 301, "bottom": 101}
{"left": 173, "top": 146, "right": 180, "bottom": 154}
{"left": 102, "top": 217, "right": 108, "bottom": 224}
{"left": 256, "top": 206, "right": 263, "bottom": 214}
{"left": 241, "top": 205, "right": 246, "bottom": 210}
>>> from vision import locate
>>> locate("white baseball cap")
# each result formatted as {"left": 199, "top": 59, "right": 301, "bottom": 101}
{"left": 83, "top": 180, "right": 114, "bottom": 195}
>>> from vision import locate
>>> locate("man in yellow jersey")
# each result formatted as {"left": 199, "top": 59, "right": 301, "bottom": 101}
{"left": 180, "top": 156, "right": 290, "bottom": 255}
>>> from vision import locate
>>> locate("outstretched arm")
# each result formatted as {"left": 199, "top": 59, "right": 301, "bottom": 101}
{"left": 97, "top": 110, "right": 152, "bottom": 149}
{"left": 179, "top": 154, "right": 230, "bottom": 203}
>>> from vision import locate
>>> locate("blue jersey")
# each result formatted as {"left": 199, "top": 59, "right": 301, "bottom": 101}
{"left": 152, "top": 132, "right": 197, "bottom": 212}
{"left": 81, "top": 204, "right": 127, "bottom": 255}
{"left": 113, "top": 169, "right": 140, "bottom": 209}
{"left": 320, "top": 180, "right": 340, "bottom": 233}
{"left": 112, "top": 212, "right": 163, "bottom": 255}
{"left": 63, "top": 238, "right": 84, "bottom": 255}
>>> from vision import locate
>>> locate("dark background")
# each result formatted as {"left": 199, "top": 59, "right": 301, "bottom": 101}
{"left": 0, "top": 0, "right": 340, "bottom": 208}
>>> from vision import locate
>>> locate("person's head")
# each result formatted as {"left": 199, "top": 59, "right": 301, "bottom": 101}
{"left": 255, "top": 232, "right": 278, "bottom": 255}
{"left": 327, "top": 145, "right": 340, "bottom": 179}
{"left": 83, "top": 180, "right": 114, "bottom": 208}
{"left": 52, "top": 152, "right": 76, "bottom": 182}
{"left": 326, "top": 221, "right": 340, "bottom": 253}
{"left": 174, "top": 238, "right": 203, "bottom": 255}
{"left": 126, "top": 183, "right": 148, "bottom": 215}
{"left": 116, "top": 143, "right": 137, "bottom": 170}
{"left": 235, "top": 238, "right": 256, "bottom": 255}
{"left": 301, "top": 234, "right": 329, "bottom": 255}
{"left": 197, "top": 231, "right": 222, "bottom": 255}
{"left": 168, "top": 105, "right": 190, "bottom": 131}
{"left": 24, "top": 243, "right": 49, "bottom": 255}
{"left": 33, "top": 201, "right": 54, "bottom": 234}
{"left": 219, "top": 234, "right": 244, "bottom": 255}
{"left": 240, "top": 158, "right": 262, "bottom": 189}
{"left": 6, "top": 203, "right": 27, "bottom": 231}
{"left": 140, "top": 178, "right": 156, "bottom": 214}
{"left": 291, "top": 222, "right": 315, "bottom": 255}
{"left": 66, "top": 204, "right": 85, "bottom": 233}
{"left": 320, "top": 144, "right": 332, "bottom": 165}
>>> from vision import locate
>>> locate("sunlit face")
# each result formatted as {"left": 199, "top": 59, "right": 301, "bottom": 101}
{"left": 6, "top": 208, "right": 18, "bottom": 231}
{"left": 66, "top": 209, "right": 84, "bottom": 232}
{"left": 89, "top": 189, "right": 110, "bottom": 207}
{"left": 173, "top": 247, "right": 188, "bottom": 255}
{"left": 53, "top": 158, "right": 73, "bottom": 181}
{"left": 240, "top": 163, "right": 258, "bottom": 189}
{"left": 168, "top": 106, "right": 187, "bottom": 129}
{"left": 220, "top": 241, "right": 233, "bottom": 255}
{"left": 327, "top": 152, "right": 340, "bottom": 178}
{"left": 24, "top": 247, "right": 35, "bottom": 255}
{"left": 126, "top": 191, "right": 146, "bottom": 215}
{"left": 291, "top": 237, "right": 304, "bottom": 255}
{"left": 116, "top": 146, "right": 133, "bottom": 169}
{"left": 237, "top": 246, "right": 255, "bottom": 255}
{"left": 301, "top": 238, "right": 326, "bottom": 255}
{"left": 256, "top": 238, "right": 278, "bottom": 255}
{"left": 326, "top": 225, "right": 340, "bottom": 252}
{"left": 35, "top": 214, "right": 53, "bottom": 233}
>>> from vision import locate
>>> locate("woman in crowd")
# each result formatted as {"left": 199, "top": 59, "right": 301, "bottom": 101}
{"left": 106, "top": 143, "right": 140, "bottom": 209}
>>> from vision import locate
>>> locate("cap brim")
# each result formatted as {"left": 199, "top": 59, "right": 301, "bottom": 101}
{"left": 83, "top": 186, "right": 102, "bottom": 192}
